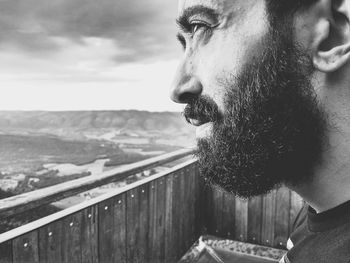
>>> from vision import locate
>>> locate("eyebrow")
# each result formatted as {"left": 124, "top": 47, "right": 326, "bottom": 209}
{"left": 176, "top": 5, "right": 219, "bottom": 32}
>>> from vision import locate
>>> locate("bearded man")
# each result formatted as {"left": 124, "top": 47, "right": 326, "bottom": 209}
{"left": 171, "top": 0, "right": 350, "bottom": 262}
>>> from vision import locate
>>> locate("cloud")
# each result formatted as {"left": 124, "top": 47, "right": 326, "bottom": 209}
{"left": 0, "top": 0, "right": 181, "bottom": 63}
{"left": 0, "top": 59, "right": 183, "bottom": 111}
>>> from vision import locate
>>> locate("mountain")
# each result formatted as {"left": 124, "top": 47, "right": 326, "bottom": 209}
{"left": 0, "top": 110, "right": 188, "bottom": 131}
{"left": 0, "top": 110, "right": 195, "bottom": 144}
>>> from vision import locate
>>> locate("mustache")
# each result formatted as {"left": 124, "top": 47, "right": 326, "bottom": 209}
{"left": 183, "top": 95, "right": 220, "bottom": 124}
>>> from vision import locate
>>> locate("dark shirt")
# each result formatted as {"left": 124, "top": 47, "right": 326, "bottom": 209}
{"left": 282, "top": 200, "right": 350, "bottom": 263}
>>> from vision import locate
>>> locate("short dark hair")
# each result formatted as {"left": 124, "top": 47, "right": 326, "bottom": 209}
{"left": 266, "top": 0, "right": 318, "bottom": 24}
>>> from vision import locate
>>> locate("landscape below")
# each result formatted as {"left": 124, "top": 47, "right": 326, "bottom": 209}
{"left": 0, "top": 110, "right": 195, "bottom": 232}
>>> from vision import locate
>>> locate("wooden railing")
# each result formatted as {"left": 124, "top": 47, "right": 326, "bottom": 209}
{"left": 0, "top": 149, "right": 305, "bottom": 262}
{"left": 0, "top": 148, "right": 194, "bottom": 218}
{"left": 0, "top": 158, "right": 200, "bottom": 263}
{"left": 202, "top": 185, "right": 304, "bottom": 249}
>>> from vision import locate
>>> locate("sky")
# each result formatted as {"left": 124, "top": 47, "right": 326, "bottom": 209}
{"left": 0, "top": 0, "right": 183, "bottom": 112}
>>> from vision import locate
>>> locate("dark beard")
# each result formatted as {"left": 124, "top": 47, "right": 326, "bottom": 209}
{"left": 185, "top": 24, "right": 326, "bottom": 198}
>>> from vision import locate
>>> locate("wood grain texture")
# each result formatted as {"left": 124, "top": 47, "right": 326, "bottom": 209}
{"left": 194, "top": 164, "right": 205, "bottom": 238}
{"left": 165, "top": 173, "right": 175, "bottom": 262}
{"left": 13, "top": 231, "right": 39, "bottom": 263}
{"left": 98, "top": 198, "right": 116, "bottom": 263}
{"left": 61, "top": 212, "right": 83, "bottom": 263}
{"left": 221, "top": 191, "right": 236, "bottom": 240}
{"left": 81, "top": 206, "right": 98, "bottom": 263}
{"left": 126, "top": 185, "right": 149, "bottom": 263}
{"left": 248, "top": 196, "right": 262, "bottom": 244}
{"left": 156, "top": 177, "right": 166, "bottom": 263}
{"left": 274, "top": 187, "right": 291, "bottom": 248}
{"left": 235, "top": 198, "right": 248, "bottom": 242}
{"left": 188, "top": 165, "right": 198, "bottom": 243}
{"left": 261, "top": 190, "right": 277, "bottom": 247}
{"left": 178, "top": 170, "right": 187, "bottom": 256}
{"left": 98, "top": 194, "right": 127, "bottom": 263}
{"left": 113, "top": 193, "right": 127, "bottom": 263}
{"left": 38, "top": 220, "right": 64, "bottom": 263}
{"left": 182, "top": 167, "right": 191, "bottom": 250}
{"left": 213, "top": 187, "right": 224, "bottom": 236}
{"left": 171, "top": 171, "right": 181, "bottom": 261}
{"left": 0, "top": 241, "right": 12, "bottom": 263}
{"left": 126, "top": 188, "right": 140, "bottom": 263}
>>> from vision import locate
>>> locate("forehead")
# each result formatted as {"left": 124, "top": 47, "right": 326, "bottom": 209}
{"left": 178, "top": 0, "right": 222, "bottom": 13}
{"left": 177, "top": 0, "right": 259, "bottom": 18}
{"left": 178, "top": 0, "right": 223, "bottom": 12}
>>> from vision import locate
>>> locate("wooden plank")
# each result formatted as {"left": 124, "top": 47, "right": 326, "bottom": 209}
{"left": 148, "top": 180, "right": 158, "bottom": 262}
{"left": 81, "top": 206, "right": 98, "bottom": 263}
{"left": 113, "top": 194, "right": 127, "bottom": 263}
{"left": 235, "top": 198, "right": 248, "bottom": 242}
{"left": 126, "top": 185, "right": 149, "bottom": 262}
{"left": 126, "top": 188, "right": 139, "bottom": 263}
{"left": 0, "top": 241, "right": 12, "bottom": 263}
{"left": 289, "top": 191, "right": 304, "bottom": 234}
{"left": 202, "top": 184, "right": 214, "bottom": 234}
{"left": 165, "top": 173, "right": 175, "bottom": 262}
{"left": 247, "top": 195, "right": 262, "bottom": 244}
{"left": 38, "top": 220, "right": 63, "bottom": 263}
{"left": 0, "top": 149, "right": 194, "bottom": 218}
{"left": 171, "top": 171, "right": 181, "bottom": 261}
{"left": 138, "top": 184, "right": 150, "bottom": 262}
{"left": 98, "top": 198, "right": 115, "bottom": 263}
{"left": 274, "top": 187, "right": 291, "bottom": 248}
{"left": 179, "top": 168, "right": 193, "bottom": 255}
{"left": 194, "top": 163, "right": 205, "bottom": 238}
{"left": 213, "top": 187, "right": 224, "bottom": 236}
{"left": 222, "top": 191, "right": 236, "bottom": 240}
{"left": 156, "top": 177, "right": 166, "bottom": 262}
{"left": 178, "top": 170, "right": 185, "bottom": 255}
{"left": 182, "top": 167, "right": 192, "bottom": 250}
{"left": 98, "top": 194, "right": 127, "bottom": 263}
{"left": 61, "top": 212, "right": 83, "bottom": 263}
{"left": 203, "top": 184, "right": 224, "bottom": 237}
{"left": 148, "top": 178, "right": 166, "bottom": 263}
{"left": 261, "top": 190, "right": 277, "bottom": 247}
{"left": 13, "top": 231, "right": 39, "bottom": 263}
{"left": 189, "top": 164, "right": 198, "bottom": 243}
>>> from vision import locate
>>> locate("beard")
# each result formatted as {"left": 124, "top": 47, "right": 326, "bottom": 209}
{"left": 184, "top": 22, "right": 327, "bottom": 198}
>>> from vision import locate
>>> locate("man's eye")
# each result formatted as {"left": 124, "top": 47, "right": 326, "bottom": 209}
{"left": 189, "top": 21, "right": 210, "bottom": 35}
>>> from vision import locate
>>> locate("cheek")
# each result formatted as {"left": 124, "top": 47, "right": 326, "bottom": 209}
{"left": 194, "top": 35, "right": 249, "bottom": 111}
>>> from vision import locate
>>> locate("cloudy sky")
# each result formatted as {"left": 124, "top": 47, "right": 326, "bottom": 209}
{"left": 0, "top": 0, "right": 183, "bottom": 111}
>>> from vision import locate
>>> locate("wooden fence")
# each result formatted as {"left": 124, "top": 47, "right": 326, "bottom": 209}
{"left": 202, "top": 185, "right": 304, "bottom": 249}
{"left": 0, "top": 150, "right": 305, "bottom": 262}
{"left": 0, "top": 148, "right": 194, "bottom": 218}
{"left": 0, "top": 159, "right": 200, "bottom": 263}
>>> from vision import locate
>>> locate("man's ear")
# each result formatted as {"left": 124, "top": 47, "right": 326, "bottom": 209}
{"left": 313, "top": 0, "right": 350, "bottom": 72}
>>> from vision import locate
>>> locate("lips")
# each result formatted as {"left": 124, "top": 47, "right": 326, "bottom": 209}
{"left": 183, "top": 95, "right": 219, "bottom": 128}
{"left": 188, "top": 118, "right": 207, "bottom": 127}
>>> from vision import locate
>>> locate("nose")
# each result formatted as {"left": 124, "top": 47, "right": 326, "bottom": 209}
{"left": 170, "top": 59, "right": 202, "bottom": 104}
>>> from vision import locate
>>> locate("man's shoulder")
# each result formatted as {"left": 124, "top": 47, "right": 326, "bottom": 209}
{"left": 291, "top": 204, "right": 308, "bottom": 234}
{"left": 286, "top": 204, "right": 350, "bottom": 263}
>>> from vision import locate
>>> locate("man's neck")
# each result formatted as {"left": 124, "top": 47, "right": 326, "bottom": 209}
{"left": 291, "top": 120, "right": 350, "bottom": 213}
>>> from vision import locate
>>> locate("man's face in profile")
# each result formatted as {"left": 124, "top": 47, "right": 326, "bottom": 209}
{"left": 171, "top": 0, "right": 326, "bottom": 198}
